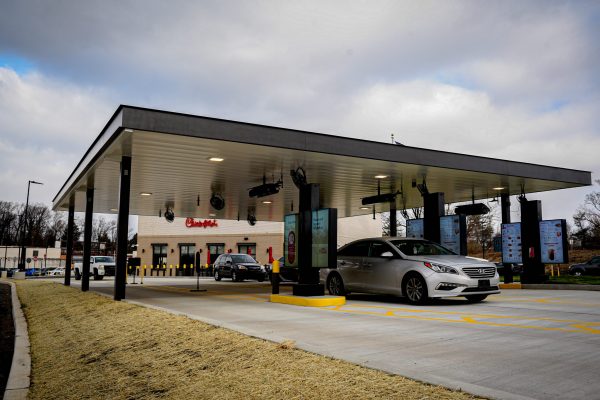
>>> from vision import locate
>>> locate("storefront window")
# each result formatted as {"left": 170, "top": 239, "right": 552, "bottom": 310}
{"left": 207, "top": 243, "right": 225, "bottom": 265}
{"left": 238, "top": 243, "right": 256, "bottom": 258}
{"left": 152, "top": 244, "right": 168, "bottom": 268}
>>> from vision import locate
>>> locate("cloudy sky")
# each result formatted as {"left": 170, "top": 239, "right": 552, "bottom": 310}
{"left": 0, "top": 0, "right": 598, "bottom": 224}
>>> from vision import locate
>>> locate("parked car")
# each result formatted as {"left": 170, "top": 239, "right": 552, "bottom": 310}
{"left": 46, "top": 268, "right": 65, "bottom": 277}
{"left": 267, "top": 256, "right": 299, "bottom": 283}
{"left": 569, "top": 256, "right": 600, "bottom": 276}
{"left": 494, "top": 262, "right": 523, "bottom": 275}
{"left": 320, "top": 237, "right": 500, "bottom": 304}
{"left": 213, "top": 253, "right": 267, "bottom": 282}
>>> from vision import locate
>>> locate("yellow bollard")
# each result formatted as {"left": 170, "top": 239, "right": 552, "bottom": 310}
{"left": 272, "top": 259, "right": 280, "bottom": 294}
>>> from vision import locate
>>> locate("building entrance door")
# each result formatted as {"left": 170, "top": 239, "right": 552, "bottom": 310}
{"left": 179, "top": 244, "right": 195, "bottom": 276}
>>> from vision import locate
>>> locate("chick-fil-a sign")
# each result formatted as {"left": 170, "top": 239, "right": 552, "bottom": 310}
{"left": 185, "top": 218, "right": 218, "bottom": 228}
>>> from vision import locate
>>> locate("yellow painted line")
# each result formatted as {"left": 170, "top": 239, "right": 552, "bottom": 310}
{"left": 270, "top": 294, "right": 346, "bottom": 307}
{"left": 326, "top": 306, "right": 600, "bottom": 335}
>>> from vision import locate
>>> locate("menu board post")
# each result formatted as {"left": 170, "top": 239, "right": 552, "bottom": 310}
{"left": 539, "top": 219, "right": 569, "bottom": 264}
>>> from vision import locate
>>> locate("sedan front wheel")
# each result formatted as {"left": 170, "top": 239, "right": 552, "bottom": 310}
{"left": 403, "top": 274, "right": 428, "bottom": 305}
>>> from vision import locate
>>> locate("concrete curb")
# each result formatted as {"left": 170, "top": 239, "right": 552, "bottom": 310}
{"left": 3, "top": 282, "right": 30, "bottom": 400}
{"left": 522, "top": 283, "right": 600, "bottom": 291}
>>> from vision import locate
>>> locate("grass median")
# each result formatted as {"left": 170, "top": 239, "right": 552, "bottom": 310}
{"left": 16, "top": 281, "right": 481, "bottom": 400}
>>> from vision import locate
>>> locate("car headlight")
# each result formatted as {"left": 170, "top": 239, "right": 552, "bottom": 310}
{"left": 260, "top": 266, "right": 266, "bottom": 272}
{"left": 238, "top": 265, "right": 247, "bottom": 270}
{"left": 424, "top": 262, "right": 458, "bottom": 274}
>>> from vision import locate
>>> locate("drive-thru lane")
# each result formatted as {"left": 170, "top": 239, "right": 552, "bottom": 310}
{"left": 68, "top": 278, "right": 600, "bottom": 400}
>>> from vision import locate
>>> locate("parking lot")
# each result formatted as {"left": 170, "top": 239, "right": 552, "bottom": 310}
{"left": 68, "top": 277, "right": 600, "bottom": 400}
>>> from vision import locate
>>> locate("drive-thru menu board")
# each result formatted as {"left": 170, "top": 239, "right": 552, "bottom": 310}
{"left": 539, "top": 219, "right": 568, "bottom": 264}
{"left": 284, "top": 214, "right": 299, "bottom": 268}
{"left": 501, "top": 223, "right": 522, "bottom": 264}
{"left": 439, "top": 215, "right": 461, "bottom": 254}
{"left": 406, "top": 219, "right": 424, "bottom": 239}
{"left": 311, "top": 208, "right": 337, "bottom": 268}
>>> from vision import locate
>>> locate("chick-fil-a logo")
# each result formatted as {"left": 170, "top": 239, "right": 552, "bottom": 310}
{"left": 185, "top": 218, "right": 218, "bottom": 228}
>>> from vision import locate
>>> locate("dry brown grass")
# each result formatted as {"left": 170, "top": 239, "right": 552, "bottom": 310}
{"left": 16, "top": 281, "right": 482, "bottom": 400}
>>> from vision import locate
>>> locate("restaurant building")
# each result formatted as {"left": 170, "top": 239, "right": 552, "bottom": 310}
{"left": 137, "top": 214, "right": 382, "bottom": 273}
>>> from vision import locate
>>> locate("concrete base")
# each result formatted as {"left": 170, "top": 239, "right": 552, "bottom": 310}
{"left": 499, "top": 283, "right": 522, "bottom": 289}
{"left": 292, "top": 283, "right": 324, "bottom": 296}
{"left": 270, "top": 294, "right": 345, "bottom": 307}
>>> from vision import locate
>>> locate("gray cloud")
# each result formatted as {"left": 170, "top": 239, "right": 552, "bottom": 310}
{"left": 0, "top": 0, "right": 598, "bottom": 222}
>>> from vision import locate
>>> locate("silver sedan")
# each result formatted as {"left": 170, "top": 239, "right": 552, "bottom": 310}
{"left": 320, "top": 237, "right": 500, "bottom": 304}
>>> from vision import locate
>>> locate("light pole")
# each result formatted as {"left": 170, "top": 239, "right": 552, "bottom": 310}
{"left": 19, "top": 180, "right": 43, "bottom": 270}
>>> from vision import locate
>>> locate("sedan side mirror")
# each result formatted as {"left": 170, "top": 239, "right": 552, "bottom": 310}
{"left": 381, "top": 251, "right": 394, "bottom": 258}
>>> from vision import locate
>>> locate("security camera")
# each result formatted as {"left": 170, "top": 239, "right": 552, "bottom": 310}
{"left": 290, "top": 167, "right": 307, "bottom": 189}
{"left": 164, "top": 208, "right": 175, "bottom": 223}
{"left": 210, "top": 194, "right": 225, "bottom": 210}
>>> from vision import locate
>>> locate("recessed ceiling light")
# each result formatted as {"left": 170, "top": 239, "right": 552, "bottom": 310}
{"left": 208, "top": 213, "right": 216, "bottom": 217}
{"left": 360, "top": 206, "right": 370, "bottom": 210}
{"left": 139, "top": 192, "right": 152, "bottom": 196}
{"left": 374, "top": 175, "right": 388, "bottom": 179}
{"left": 262, "top": 200, "right": 272, "bottom": 204}
{"left": 209, "top": 157, "right": 224, "bottom": 162}
{"left": 110, "top": 208, "right": 118, "bottom": 212}
{"left": 493, "top": 187, "right": 505, "bottom": 190}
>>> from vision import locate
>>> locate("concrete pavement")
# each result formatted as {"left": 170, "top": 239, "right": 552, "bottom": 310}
{"left": 66, "top": 277, "right": 600, "bottom": 400}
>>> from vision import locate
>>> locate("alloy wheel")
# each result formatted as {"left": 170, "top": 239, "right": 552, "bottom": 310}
{"left": 406, "top": 277, "right": 424, "bottom": 302}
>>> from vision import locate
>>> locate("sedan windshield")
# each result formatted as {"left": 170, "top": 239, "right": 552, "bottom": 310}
{"left": 231, "top": 255, "right": 256, "bottom": 263}
{"left": 94, "top": 256, "right": 115, "bottom": 263}
{"left": 390, "top": 240, "right": 455, "bottom": 256}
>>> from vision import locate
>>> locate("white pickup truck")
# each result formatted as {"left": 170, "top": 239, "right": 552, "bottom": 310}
{"left": 73, "top": 256, "right": 116, "bottom": 281}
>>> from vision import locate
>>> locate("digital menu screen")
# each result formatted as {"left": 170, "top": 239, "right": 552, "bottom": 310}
{"left": 501, "top": 223, "right": 522, "bottom": 264}
{"left": 312, "top": 209, "right": 330, "bottom": 268}
{"left": 406, "top": 219, "right": 424, "bottom": 239}
{"left": 284, "top": 214, "right": 299, "bottom": 268}
{"left": 539, "top": 219, "right": 567, "bottom": 264}
{"left": 439, "top": 215, "right": 461, "bottom": 254}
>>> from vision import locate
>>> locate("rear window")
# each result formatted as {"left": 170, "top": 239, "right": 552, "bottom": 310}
{"left": 231, "top": 255, "right": 256, "bottom": 263}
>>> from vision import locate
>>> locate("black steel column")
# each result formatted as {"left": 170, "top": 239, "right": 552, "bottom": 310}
{"left": 115, "top": 156, "right": 131, "bottom": 301}
{"left": 64, "top": 198, "right": 74, "bottom": 286}
{"left": 500, "top": 194, "right": 513, "bottom": 283}
{"left": 423, "top": 192, "right": 445, "bottom": 244}
{"left": 294, "top": 183, "right": 324, "bottom": 296}
{"left": 521, "top": 200, "right": 545, "bottom": 284}
{"left": 389, "top": 200, "right": 397, "bottom": 237}
{"left": 81, "top": 187, "right": 94, "bottom": 292}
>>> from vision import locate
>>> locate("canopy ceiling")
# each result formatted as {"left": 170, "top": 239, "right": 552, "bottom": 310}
{"left": 53, "top": 106, "right": 591, "bottom": 221}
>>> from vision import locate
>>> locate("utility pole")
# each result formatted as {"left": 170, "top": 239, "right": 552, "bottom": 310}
{"left": 19, "top": 180, "right": 43, "bottom": 270}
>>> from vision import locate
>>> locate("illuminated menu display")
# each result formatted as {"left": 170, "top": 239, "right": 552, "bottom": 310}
{"left": 284, "top": 214, "right": 299, "bottom": 268}
{"left": 439, "top": 215, "right": 461, "bottom": 254}
{"left": 406, "top": 219, "right": 424, "bottom": 239}
{"left": 501, "top": 223, "right": 522, "bottom": 264}
{"left": 540, "top": 220, "right": 567, "bottom": 264}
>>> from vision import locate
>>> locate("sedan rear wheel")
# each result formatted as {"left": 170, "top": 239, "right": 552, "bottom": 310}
{"left": 403, "top": 274, "right": 428, "bottom": 305}
{"left": 214, "top": 270, "right": 221, "bottom": 281}
{"left": 327, "top": 273, "right": 346, "bottom": 296}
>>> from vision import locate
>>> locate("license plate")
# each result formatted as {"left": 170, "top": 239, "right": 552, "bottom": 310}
{"left": 478, "top": 279, "right": 490, "bottom": 287}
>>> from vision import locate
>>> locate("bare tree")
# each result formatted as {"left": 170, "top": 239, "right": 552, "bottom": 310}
{"left": 573, "top": 179, "right": 600, "bottom": 247}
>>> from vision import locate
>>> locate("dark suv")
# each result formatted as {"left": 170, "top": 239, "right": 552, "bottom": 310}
{"left": 213, "top": 254, "right": 267, "bottom": 282}
{"left": 569, "top": 256, "right": 600, "bottom": 276}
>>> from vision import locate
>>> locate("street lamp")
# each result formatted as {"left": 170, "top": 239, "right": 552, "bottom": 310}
{"left": 19, "top": 180, "right": 43, "bottom": 270}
